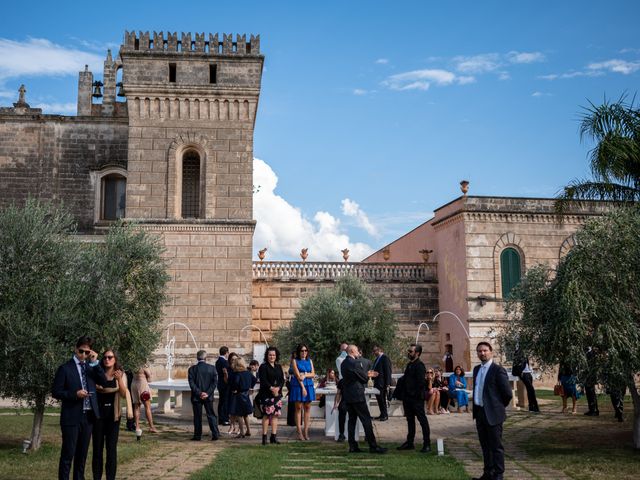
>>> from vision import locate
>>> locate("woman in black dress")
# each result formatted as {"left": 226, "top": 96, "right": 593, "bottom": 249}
{"left": 229, "top": 356, "right": 256, "bottom": 437}
{"left": 257, "top": 346, "right": 285, "bottom": 445}
{"left": 92, "top": 349, "right": 130, "bottom": 480}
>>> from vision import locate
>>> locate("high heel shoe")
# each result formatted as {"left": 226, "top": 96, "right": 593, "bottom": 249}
{"left": 262, "top": 434, "right": 267, "bottom": 445}
{"left": 270, "top": 433, "right": 280, "bottom": 444}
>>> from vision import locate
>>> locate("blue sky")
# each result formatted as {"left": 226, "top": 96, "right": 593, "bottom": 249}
{"left": 1, "top": 1, "right": 639, "bottom": 260}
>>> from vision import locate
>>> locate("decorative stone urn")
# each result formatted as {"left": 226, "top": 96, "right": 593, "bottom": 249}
{"left": 341, "top": 248, "right": 350, "bottom": 262}
{"left": 300, "top": 248, "right": 308, "bottom": 262}
{"left": 460, "top": 180, "right": 470, "bottom": 195}
{"left": 258, "top": 248, "right": 267, "bottom": 262}
{"left": 382, "top": 247, "right": 391, "bottom": 261}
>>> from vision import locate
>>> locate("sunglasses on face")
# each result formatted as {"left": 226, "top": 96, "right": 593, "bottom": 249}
{"left": 407, "top": 350, "right": 415, "bottom": 354}
{"left": 104, "top": 355, "right": 115, "bottom": 360}
{"left": 77, "top": 349, "right": 91, "bottom": 355}
{"left": 300, "top": 349, "right": 308, "bottom": 352}
{"left": 427, "top": 371, "right": 434, "bottom": 374}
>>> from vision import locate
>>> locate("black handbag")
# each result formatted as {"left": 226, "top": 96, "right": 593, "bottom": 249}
{"left": 392, "top": 376, "right": 406, "bottom": 401}
{"left": 252, "top": 395, "right": 263, "bottom": 419}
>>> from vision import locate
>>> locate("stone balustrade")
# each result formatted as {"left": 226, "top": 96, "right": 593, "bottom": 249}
{"left": 252, "top": 261, "right": 437, "bottom": 282}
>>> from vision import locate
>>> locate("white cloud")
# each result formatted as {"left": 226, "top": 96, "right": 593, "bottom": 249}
{"left": 0, "top": 37, "right": 103, "bottom": 80}
{"left": 587, "top": 59, "right": 640, "bottom": 75}
{"left": 341, "top": 199, "right": 378, "bottom": 236}
{"left": 531, "top": 91, "right": 552, "bottom": 97}
{"left": 253, "top": 158, "right": 374, "bottom": 262}
{"left": 353, "top": 88, "right": 368, "bottom": 95}
{"left": 382, "top": 69, "right": 472, "bottom": 91}
{"left": 33, "top": 102, "right": 77, "bottom": 114}
{"left": 375, "top": 58, "right": 389, "bottom": 65}
{"left": 498, "top": 72, "right": 511, "bottom": 81}
{"left": 453, "top": 53, "right": 501, "bottom": 74}
{"left": 507, "top": 51, "right": 545, "bottom": 64}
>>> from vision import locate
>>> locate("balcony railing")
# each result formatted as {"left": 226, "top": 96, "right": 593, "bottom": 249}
{"left": 252, "top": 262, "right": 437, "bottom": 282}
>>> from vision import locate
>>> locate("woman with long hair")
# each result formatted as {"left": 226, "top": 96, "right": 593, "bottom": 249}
{"left": 257, "top": 346, "right": 285, "bottom": 445}
{"left": 131, "top": 365, "right": 157, "bottom": 432}
{"left": 448, "top": 365, "right": 469, "bottom": 413}
{"left": 425, "top": 368, "right": 440, "bottom": 415}
{"left": 92, "top": 349, "right": 131, "bottom": 480}
{"left": 226, "top": 352, "right": 240, "bottom": 435}
{"left": 289, "top": 343, "right": 316, "bottom": 440}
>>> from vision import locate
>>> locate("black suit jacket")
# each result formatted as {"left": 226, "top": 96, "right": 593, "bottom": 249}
{"left": 52, "top": 358, "right": 107, "bottom": 426}
{"left": 340, "top": 356, "right": 369, "bottom": 404}
{"left": 403, "top": 359, "right": 427, "bottom": 401}
{"left": 373, "top": 354, "right": 392, "bottom": 390}
{"left": 472, "top": 362, "right": 513, "bottom": 426}
{"left": 188, "top": 361, "right": 217, "bottom": 403}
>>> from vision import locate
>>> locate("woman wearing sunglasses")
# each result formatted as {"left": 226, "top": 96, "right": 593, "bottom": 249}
{"left": 92, "top": 349, "right": 132, "bottom": 480}
{"left": 290, "top": 343, "right": 316, "bottom": 440}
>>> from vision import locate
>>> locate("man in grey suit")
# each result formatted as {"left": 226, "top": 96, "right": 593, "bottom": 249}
{"left": 188, "top": 350, "right": 219, "bottom": 441}
{"left": 472, "top": 342, "right": 513, "bottom": 480}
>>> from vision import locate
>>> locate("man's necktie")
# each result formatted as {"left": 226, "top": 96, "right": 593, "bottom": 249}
{"left": 80, "top": 362, "right": 90, "bottom": 411}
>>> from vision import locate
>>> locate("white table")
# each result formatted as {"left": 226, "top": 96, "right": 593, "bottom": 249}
{"left": 149, "top": 380, "right": 192, "bottom": 416}
{"left": 316, "top": 386, "right": 379, "bottom": 439}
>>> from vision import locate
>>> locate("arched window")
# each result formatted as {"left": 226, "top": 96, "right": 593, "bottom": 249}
{"left": 500, "top": 247, "right": 521, "bottom": 298}
{"left": 181, "top": 150, "right": 200, "bottom": 218}
{"left": 101, "top": 174, "right": 126, "bottom": 220}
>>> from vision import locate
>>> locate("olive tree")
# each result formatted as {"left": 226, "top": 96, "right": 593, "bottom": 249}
{"left": 273, "top": 276, "right": 400, "bottom": 373}
{"left": 499, "top": 207, "right": 640, "bottom": 449}
{"left": 0, "top": 200, "right": 169, "bottom": 450}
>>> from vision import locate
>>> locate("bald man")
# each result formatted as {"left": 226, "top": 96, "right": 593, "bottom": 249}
{"left": 340, "top": 345, "right": 387, "bottom": 454}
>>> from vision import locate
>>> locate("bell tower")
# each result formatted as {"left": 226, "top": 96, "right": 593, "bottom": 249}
{"left": 119, "top": 31, "right": 263, "bottom": 360}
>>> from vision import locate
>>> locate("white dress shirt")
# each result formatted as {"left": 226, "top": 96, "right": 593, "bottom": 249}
{"left": 474, "top": 359, "right": 493, "bottom": 407}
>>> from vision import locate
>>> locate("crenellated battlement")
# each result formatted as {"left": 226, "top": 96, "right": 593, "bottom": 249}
{"left": 122, "top": 31, "right": 260, "bottom": 55}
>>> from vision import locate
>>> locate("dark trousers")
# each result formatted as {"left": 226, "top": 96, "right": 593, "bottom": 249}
{"left": 346, "top": 401, "right": 377, "bottom": 449}
{"left": 520, "top": 373, "right": 539, "bottom": 411}
{"left": 338, "top": 400, "right": 347, "bottom": 436}
{"left": 91, "top": 415, "right": 120, "bottom": 480}
{"left": 375, "top": 386, "right": 388, "bottom": 419}
{"left": 402, "top": 398, "right": 430, "bottom": 446}
{"left": 193, "top": 399, "right": 219, "bottom": 439}
{"left": 59, "top": 411, "right": 94, "bottom": 480}
{"left": 585, "top": 384, "right": 598, "bottom": 412}
{"left": 217, "top": 386, "right": 229, "bottom": 424}
{"left": 439, "top": 389, "right": 449, "bottom": 409}
{"left": 610, "top": 387, "right": 626, "bottom": 419}
{"left": 475, "top": 407, "right": 505, "bottom": 480}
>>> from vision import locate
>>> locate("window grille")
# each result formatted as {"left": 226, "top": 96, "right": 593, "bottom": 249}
{"left": 182, "top": 151, "right": 200, "bottom": 218}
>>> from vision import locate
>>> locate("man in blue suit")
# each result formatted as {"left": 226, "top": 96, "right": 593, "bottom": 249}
{"left": 472, "top": 342, "right": 513, "bottom": 480}
{"left": 52, "top": 336, "right": 107, "bottom": 480}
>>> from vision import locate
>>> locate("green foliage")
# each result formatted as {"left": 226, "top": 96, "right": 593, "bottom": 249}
{"left": 272, "top": 277, "right": 398, "bottom": 372}
{"left": 0, "top": 200, "right": 169, "bottom": 409}
{"left": 0, "top": 200, "right": 84, "bottom": 406}
{"left": 556, "top": 95, "right": 640, "bottom": 210}
{"left": 76, "top": 221, "right": 170, "bottom": 370}
{"left": 500, "top": 206, "right": 640, "bottom": 392}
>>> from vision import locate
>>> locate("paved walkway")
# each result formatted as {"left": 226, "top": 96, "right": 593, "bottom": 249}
{"left": 111, "top": 403, "right": 587, "bottom": 479}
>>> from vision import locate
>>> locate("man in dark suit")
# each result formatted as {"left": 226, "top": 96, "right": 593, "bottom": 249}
{"left": 372, "top": 345, "right": 392, "bottom": 421}
{"left": 397, "top": 343, "right": 431, "bottom": 453}
{"left": 340, "top": 344, "right": 387, "bottom": 454}
{"left": 52, "top": 336, "right": 107, "bottom": 480}
{"left": 215, "top": 346, "right": 230, "bottom": 425}
{"left": 472, "top": 342, "right": 513, "bottom": 480}
{"left": 188, "top": 350, "right": 220, "bottom": 441}
{"left": 511, "top": 346, "right": 539, "bottom": 413}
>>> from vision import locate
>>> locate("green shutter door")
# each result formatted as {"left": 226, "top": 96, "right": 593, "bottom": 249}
{"left": 500, "top": 248, "right": 521, "bottom": 298}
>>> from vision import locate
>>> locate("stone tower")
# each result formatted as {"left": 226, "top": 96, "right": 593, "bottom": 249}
{"left": 119, "top": 31, "right": 263, "bottom": 364}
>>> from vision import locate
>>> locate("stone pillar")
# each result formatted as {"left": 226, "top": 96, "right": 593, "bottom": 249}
{"left": 77, "top": 66, "right": 93, "bottom": 116}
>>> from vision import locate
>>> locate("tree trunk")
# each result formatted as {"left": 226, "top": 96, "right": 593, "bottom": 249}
{"left": 29, "top": 395, "right": 46, "bottom": 451}
{"left": 628, "top": 381, "right": 640, "bottom": 450}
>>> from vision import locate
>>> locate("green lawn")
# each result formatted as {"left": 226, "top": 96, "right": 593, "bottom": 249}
{"left": 0, "top": 409, "right": 157, "bottom": 480}
{"left": 523, "top": 391, "right": 639, "bottom": 479}
{"left": 191, "top": 441, "right": 469, "bottom": 480}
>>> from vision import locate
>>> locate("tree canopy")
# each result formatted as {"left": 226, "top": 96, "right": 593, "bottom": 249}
{"left": 273, "top": 276, "right": 400, "bottom": 373}
{"left": 499, "top": 206, "right": 640, "bottom": 448}
{"left": 0, "top": 200, "right": 169, "bottom": 449}
{"left": 556, "top": 95, "right": 640, "bottom": 210}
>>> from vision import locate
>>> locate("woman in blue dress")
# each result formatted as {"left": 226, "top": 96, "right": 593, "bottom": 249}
{"left": 448, "top": 365, "right": 469, "bottom": 413}
{"left": 229, "top": 357, "right": 256, "bottom": 437}
{"left": 290, "top": 343, "right": 316, "bottom": 440}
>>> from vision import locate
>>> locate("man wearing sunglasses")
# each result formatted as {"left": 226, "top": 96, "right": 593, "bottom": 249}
{"left": 397, "top": 343, "right": 431, "bottom": 453}
{"left": 52, "top": 336, "right": 107, "bottom": 480}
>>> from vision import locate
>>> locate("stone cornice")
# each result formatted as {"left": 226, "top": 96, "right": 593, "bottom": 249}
{"left": 106, "top": 219, "right": 255, "bottom": 233}
{"left": 462, "top": 211, "right": 595, "bottom": 224}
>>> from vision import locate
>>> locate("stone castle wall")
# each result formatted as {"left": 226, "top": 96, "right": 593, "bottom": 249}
{"left": 0, "top": 115, "right": 128, "bottom": 231}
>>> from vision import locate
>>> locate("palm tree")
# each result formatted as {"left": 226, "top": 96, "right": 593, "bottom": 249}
{"left": 556, "top": 95, "right": 640, "bottom": 212}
